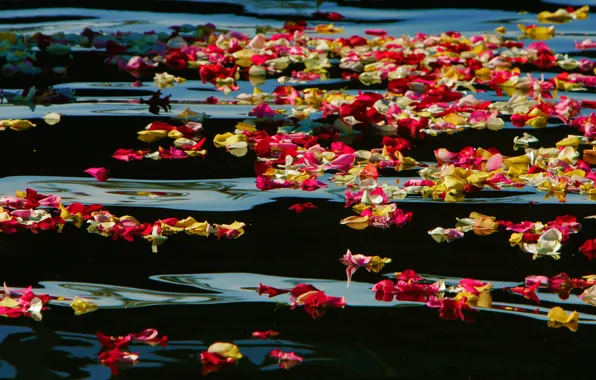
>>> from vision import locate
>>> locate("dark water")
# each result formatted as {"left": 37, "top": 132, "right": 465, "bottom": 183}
{"left": 1, "top": 1, "right": 596, "bottom": 378}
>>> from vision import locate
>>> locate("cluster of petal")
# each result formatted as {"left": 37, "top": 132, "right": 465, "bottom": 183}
{"left": 0, "top": 188, "right": 245, "bottom": 252}
{"left": 200, "top": 342, "right": 242, "bottom": 375}
{"left": 153, "top": 72, "right": 186, "bottom": 89}
{"left": 114, "top": 120, "right": 207, "bottom": 161}
{"left": 525, "top": 272, "right": 595, "bottom": 300}
{"left": 97, "top": 329, "right": 167, "bottom": 375}
{"left": 538, "top": 6, "right": 589, "bottom": 24}
{"left": 0, "top": 283, "right": 50, "bottom": 321}
{"left": 429, "top": 213, "right": 581, "bottom": 260}
{"left": 269, "top": 349, "right": 304, "bottom": 369}
{"left": 257, "top": 283, "right": 345, "bottom": 319}
{"left": 372, "top": 270, "right": 596, "bottom": 328}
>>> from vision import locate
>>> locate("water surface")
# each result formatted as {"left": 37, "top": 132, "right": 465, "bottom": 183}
{"left": 1, "top": 1, "right": 596, "bottom": 378}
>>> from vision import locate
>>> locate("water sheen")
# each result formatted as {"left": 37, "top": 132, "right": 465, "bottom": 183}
{"left": 1, "top": 1, "right": 596, "bottom": 379}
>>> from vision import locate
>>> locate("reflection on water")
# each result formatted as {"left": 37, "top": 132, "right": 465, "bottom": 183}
{"left": 6, "top": 76, "right": 596, "bottom": 122}
{"left": 33, "top": 272, "right": 596, "bottom": 325}
{"left": 2, "top": 1, "right": 596, "bottom": 378}
{"left": 0, "top": 323, "right": 317, "bottom": 379}
{"left": 0, "top": 175, "right": 586, "bottom": 213}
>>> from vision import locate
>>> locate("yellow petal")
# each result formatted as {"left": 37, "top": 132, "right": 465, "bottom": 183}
{"left": 574, "top": 6, "right": 590, "bottom": 20}
{"left": 372, "top": 205, "right": 394, "bottom": 217}
{"left": 556, "top": 136, "right": 580, "bottom": 148}
{"left": 504, "top": 155, "right": 531, "bottom": 169}
{"left": 466, "top": 172, "right": 490, "bottom": 187}
{"left": 185, "top": 221, "right": 211, "bottom": 236}
{"left": 477, "top": 289, "right": 493, "bottom": 308}
{"left": 518, "top": 24, "right": 556, "bottom": 40}
{"left": 444, "top": 189, "right": 465, "bottom": 202}
{"left": 232, "top": 49, "right": 255, "bottom": 67}
{"left": 213, "top": 133, "right": 247, "bottom": 148}
{"left": 473, "top": 216, "right": 498, "bottom": 236}
{"left": 547, "top": 306, "right": 579, "bottom": 332}
{"left": 229, "top": 147, "right": 248, "bottom": 157}
{"left": 158, "top": 218, "right": 194, "bottom": 235}
{"left": 366, "top": 256, "right": 392, "bottom": 273}
{"left": 494, "top": 26, "right": 507, "bottom": 34}
{"left": 475, "top": 68, "right": 492, "bottom": 81}
{"left": 340, "top": 215, "right": 369, "bottom": 230}
{"left": 178, "top": 108, "right": 205, "bottom": 122}
{"left": 517, "top": 24, "right": 527, "bottom": 33}
{"left": 358, "top": 71, "right": 382, "bottom": 86}
{"left": 525, "top": 116, "right": 548, "bottom": 128}
{"left": 137, "top": 130, "right": 168, "bottom": 143}
{"left": 185, "top": 149, "right": 207, "bottom": 157}
{"left": 314, "top": 23, "right": 344, "bottom": 34}
{"left": 167, "top": 129, "right": 184, "bottom": 139}
{"left": 443, "top": 113, "right": 467, "bottom": 126}
{"left": 564, "top": 169, "right": 585, "bottom": 178}
{"left": 0, "top": 119, "right": 36, "bottom": 131}
{"left": 507, "top": 166, "right": 525, "bottom": 177}
{"left": 509, "top": 232, "right": 524, "bottom": 247}
{"left": 172, "top": 216, "right": 198, "bottom": 228}
{"left": 443, "top": 175, "right": 466, "bottom": 191}
{"left": 70, "top": 297, "right": 98, "bottom": 315}
{"left": 235, "top": 121, "right": 257, "bottom": 132}
{"left": 217, "top": 221, "right": 245, "bottom": 238}
{"left": 208, "top": 342, "right": 243, "bottom": 359}
{"left": 538, "top": 10, "right": 573, "bottom": 23}
{"left": 59, "top": 204, "right": 84, "bottom": 228}
{"left": 0, "top": 297, "right": 19, "bottom": 308}
{"left": 469, "top": 212, "right": 495, "bottom": 220}
{"left": 454, "top": 291, "right": 478, "bottom": 306}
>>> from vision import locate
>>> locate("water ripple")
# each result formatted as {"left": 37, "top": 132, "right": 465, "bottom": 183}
{"left": 31, "top": 272, "right": 596, "bottom": 325}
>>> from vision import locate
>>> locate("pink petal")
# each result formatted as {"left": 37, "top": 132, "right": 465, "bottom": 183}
{"left": 346, "top": 264, "right": 359, "bottom": 288}
{"left": 11, "top": 209, "right": 35, "bottom": 218}
{"left": 485, "top": 154, "right": 503, "bottom": 171}
{"left": 326, "top": 153, "right": 355, "bottom": 171}
{"left": 434, "top": 148, "right": 458, "bottom": 163}
{"left": 39, "top": 195, "right": 62, "bottom": 208}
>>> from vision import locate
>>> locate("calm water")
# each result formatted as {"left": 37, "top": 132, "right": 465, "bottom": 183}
{"left": 1, "top": 1, "right": 596, "bottom": 378}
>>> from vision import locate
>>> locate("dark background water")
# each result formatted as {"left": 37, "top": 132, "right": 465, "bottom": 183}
{"left": 1, "top": 1, "right": 596, "bottom": 378}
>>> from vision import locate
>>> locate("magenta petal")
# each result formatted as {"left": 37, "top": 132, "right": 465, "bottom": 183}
{"left": 249, "top": 103, "right": 276, "bottom": 118}
{"left": 84, "top": 167, "right": 110, "bottom": 182}
{"left": 469, "top": 110, "right": 489, "bottom": 124}
{"left": 506, "top": 221, "right": 534, "bottom": 233}
{"left": 365, "top": 29, "right": 387, "bottom": 36}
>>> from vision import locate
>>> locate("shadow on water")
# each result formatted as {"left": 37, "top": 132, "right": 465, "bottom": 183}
{"left": 1, "top": 301, "right": 596, "bottom": 378}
